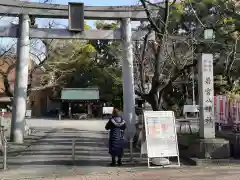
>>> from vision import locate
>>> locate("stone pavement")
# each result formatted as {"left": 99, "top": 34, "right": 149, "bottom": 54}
{"left": 1, "top": 119, "right": 240, "bottom": 180}
{"left": 48, "top": 166, "right": 240, "bottom": 180}
{"left": 2, "top": 165, "right": 240, "bottom": 179}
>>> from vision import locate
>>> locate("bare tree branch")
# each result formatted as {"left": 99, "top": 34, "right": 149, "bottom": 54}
{"left": 140, "top": 0, "right": 162, "bottom": 34}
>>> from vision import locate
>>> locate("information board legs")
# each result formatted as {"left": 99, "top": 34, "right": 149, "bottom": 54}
{"left": 147, "top": 157, "right": 180, "bottom": 168}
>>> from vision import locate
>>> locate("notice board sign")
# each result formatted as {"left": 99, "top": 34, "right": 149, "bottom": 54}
{"left": 102, "top": 107, "right": 114, "bottom": 115}
{"left": 143, "top": 111, "right": 180, "bottom": 160}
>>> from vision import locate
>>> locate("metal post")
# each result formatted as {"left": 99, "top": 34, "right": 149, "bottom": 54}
{"left": 121, "top": 18, "right": 136, "bottom": 141}
{"left": 69, "top": 103, "right": 72, "bottom": 119}
{"left": 58, "top": 113, "right": 61, "bottom": 120}
{"left": 3, "top": 141, "right": 7, "bottom": 170}
{"left": 72, "top": 140, "right": 75, "bottom": 161}
{"left": 191, "top": 31, "right": 196, "bottom": 106}
{"left": 129, "top": 138, "right": 133, "bottom": 161}
{"left": 192, "top": 68, "right": 196, "bottom": 105}
{"left": 0, "top": 126, "right": 7, "bottom": 170}
{"left": 0, "top": 109, "right": 3, "bottom": 126}
{"left": 10, "top": 14, "right": 30, "bottom": 143}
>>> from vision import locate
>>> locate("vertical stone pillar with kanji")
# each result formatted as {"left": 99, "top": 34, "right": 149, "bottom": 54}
{"left": 193, "top": 50, "right": 230, "bottom": 159}
{"left": 198, "top": 53, "right": 215, "bottom": 138}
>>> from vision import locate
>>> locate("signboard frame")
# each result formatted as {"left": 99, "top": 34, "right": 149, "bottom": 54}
{"left": 68, "top": 2, "right": 85, "bottom": 32}
{"left": 143, "top": 111, "right": 180, "bottom": 168}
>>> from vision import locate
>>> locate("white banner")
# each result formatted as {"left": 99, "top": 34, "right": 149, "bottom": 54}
{"left": 143, "top": 111, "right": 179, "bottom": 158}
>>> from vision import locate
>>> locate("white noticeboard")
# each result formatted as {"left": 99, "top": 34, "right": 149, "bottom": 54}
{"left": 26, "top": 110, "right": 32, "bottom": 118}
{"left": 143, "top": 111, "right": 180, "bottom": 168}
{"left": 102, "top": 107, "right": 114, "bottom": 115}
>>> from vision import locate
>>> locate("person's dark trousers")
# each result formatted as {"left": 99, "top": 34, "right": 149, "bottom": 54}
{"left": 111, "top": 156, "right": 122, "bottom": 166}
{"left": 117, "top": 156, "right": 122, "bottom": 165}
{"left": 111, "top": 156, "right": 116, "bottom": 166}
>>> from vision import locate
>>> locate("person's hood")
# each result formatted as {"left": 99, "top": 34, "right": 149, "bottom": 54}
{"left": 111, "top": 118, "right": 125, "bottom": 127}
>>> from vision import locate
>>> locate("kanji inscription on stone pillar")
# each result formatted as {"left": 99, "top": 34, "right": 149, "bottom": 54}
{"left": 198, "top": 54, "right": 215, "bottom": 138}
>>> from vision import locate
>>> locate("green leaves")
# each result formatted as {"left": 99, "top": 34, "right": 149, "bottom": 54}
{"left": 95, "top": 21, "right": 119, "bottom": 30}
{"left": 41, "top": 21, "right": 123, "bottom": 105}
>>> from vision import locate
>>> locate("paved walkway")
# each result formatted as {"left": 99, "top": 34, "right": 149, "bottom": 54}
{"left": 3, "top": 164, "right": 240, "bottom": 179}
{"left": 1, "top": 119, "right": 240, "bottom": 179}
{"left": 47, "top": 166, "right": 240, "bottom": 180}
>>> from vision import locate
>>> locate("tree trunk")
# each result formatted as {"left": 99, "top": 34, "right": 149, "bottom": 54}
{"left": 146, "top": 92, "right": 161, "bottom": 111}
{"left": 3, "top": 75, "right": 13, "bottom": 98}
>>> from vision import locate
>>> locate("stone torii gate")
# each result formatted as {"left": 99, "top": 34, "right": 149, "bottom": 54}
{"left": 0, "top": 1, "right": 158, "bottom": 143}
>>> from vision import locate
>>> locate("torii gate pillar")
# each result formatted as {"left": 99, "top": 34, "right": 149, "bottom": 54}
{"left": 10, "top": 14, "right": 30, "bottom": 143}
{"left": 121, "top": 18, "right": 136, "bottom": 141}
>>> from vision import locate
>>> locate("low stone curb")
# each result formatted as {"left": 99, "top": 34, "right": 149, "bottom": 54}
{"left": 189, "top": 158, "right": 240, "bottom": 166}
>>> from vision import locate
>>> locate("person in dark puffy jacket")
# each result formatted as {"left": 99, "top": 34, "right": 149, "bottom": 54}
{"left": 105, "top": 108, "right": 126, "bottom": 166}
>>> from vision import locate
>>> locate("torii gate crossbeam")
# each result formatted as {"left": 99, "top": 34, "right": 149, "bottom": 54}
{"left": 0, "top": 1, "right": 161, "bottom": 20}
